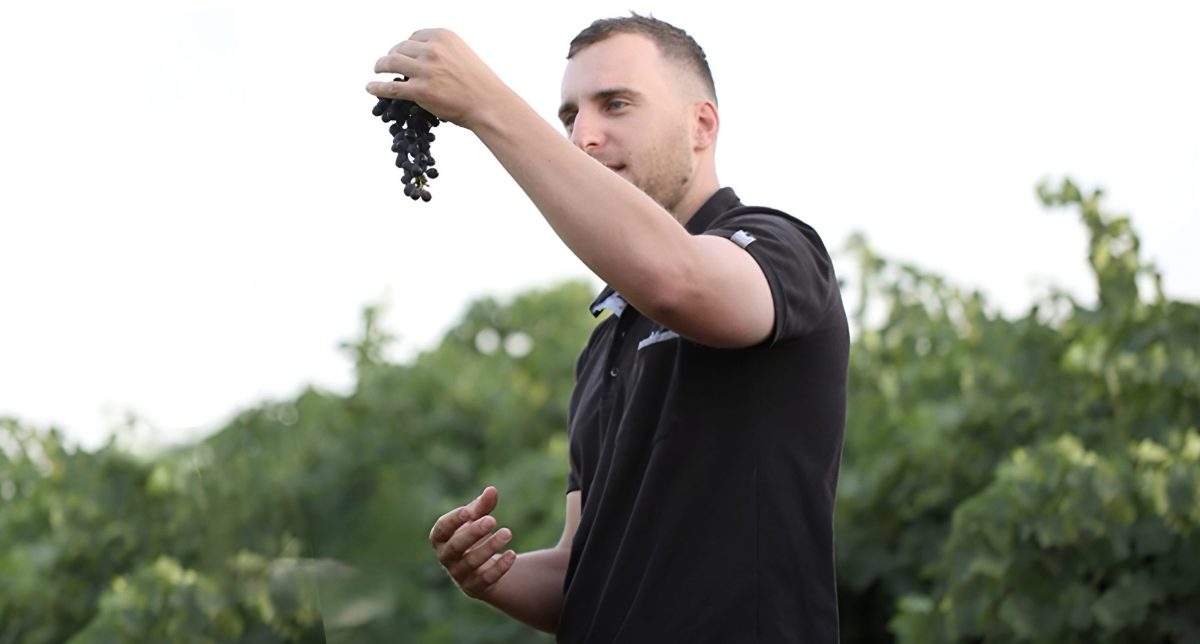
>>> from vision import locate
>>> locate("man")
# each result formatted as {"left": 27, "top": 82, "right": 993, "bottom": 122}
{"left": 367, "top": 14, "right": 848, "bottom": 643}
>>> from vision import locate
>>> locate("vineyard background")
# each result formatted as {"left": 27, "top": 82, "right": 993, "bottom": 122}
{"left": 1, "top": 179, "right": 1197, "bottom": 642}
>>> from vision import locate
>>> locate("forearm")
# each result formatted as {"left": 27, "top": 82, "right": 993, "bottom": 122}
{"left": 470, "top": 94, "right": 698, "bottom": 319}
{"left": 478, "top": 546, "right": 571, "bottom": 634}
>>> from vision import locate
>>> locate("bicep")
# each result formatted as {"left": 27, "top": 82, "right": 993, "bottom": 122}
{"left": 557, "top": 491, "right": 581, "bottom": 550}
{"left": 655, "top": 234, "right": 774, "bottom": 349}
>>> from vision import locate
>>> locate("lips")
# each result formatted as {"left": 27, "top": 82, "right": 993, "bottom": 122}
{"left": 592, "top": 155, "right": 626, "bottom": 176}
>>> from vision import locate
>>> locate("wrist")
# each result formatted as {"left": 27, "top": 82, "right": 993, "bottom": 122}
{"left": 464, "top": 86, "right": 535, "bottom": 139}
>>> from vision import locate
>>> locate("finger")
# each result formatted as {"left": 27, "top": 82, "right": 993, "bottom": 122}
{"left": 408, "top": 28, "right": 445, "bottom": 43}
{"left": 453, "top": 527, "right": 512, "bottom": 576}
{"left": 388, "top": 40, "right": 425, "bottom": 58}
{"left": 461, "top": 550, "right": 516, "bottom": 598}
{"left": 429, "top": 505, "right": 473, "bottom": 547}
{"left": 467, "top": 486, "right": 499, "bottom": 520}
{"left": 373, "top": 52, "right": 417, "bottom": 76}
{"left": 480, "top": 550, "right": 517, "bottom": 586}
{"left": 440, "top": 514, "right": 497, "bottom": 561}
{"left": 365, "top": 77, "right": 417, "bottom": 100}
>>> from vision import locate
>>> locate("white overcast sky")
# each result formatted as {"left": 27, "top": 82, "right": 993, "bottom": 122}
{"left": 1, "top": 1, "right": 1197, "bottom": 450}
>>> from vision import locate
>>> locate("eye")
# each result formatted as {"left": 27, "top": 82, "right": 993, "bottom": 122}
{"left": 606, "top": 99, "right": 629, "bottom": 111}
{"left": 562, "top": 113, "right": 576, "bottom": 130}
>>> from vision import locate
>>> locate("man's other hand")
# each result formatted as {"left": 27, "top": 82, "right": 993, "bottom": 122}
{"left": 429, "top": 486, "right": 517, "bottom": 599}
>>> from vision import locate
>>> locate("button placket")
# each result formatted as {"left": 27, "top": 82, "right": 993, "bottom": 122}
{"left": 603, "top": 304, "right": 637, "bottom": 382}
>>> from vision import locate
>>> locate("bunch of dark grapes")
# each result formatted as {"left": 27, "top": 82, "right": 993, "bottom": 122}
{"left": 372, "top": 78, "right": 441, "bottom": 202}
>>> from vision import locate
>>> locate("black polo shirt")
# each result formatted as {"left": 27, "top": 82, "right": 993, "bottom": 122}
{"left": 558, "top": 188, "right": 848, "bottom": 644}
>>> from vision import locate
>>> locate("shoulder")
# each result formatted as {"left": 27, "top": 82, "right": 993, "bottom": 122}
{"left": 704, "top": 204, "right": 845, "bottom": 343}
{"left": 702, "top": 204, "right": 838, "bottom": 279}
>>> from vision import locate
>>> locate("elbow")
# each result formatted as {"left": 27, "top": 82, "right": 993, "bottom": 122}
{"left": 637, "top": 262, "right": 703, "bottom": 334}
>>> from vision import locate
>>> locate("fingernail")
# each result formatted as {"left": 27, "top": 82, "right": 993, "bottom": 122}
{"left": 498, "top": 529, "right": 511, "bottom": 542}
{"left": 480, "top": 516, "right": 495, "bottom": 530}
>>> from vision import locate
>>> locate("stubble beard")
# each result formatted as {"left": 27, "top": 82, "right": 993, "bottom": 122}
{"left": 630, "top": 123, "right": 695, "bottom": 217}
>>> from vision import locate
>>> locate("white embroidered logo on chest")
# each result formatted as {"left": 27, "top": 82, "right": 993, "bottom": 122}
{"left": 637, "top": 328, "right": 680, "bottom": 350}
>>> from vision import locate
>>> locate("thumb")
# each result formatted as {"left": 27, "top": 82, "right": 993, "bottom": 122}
{"left": 468, "top": 486, "right": 499, "bottom": 519}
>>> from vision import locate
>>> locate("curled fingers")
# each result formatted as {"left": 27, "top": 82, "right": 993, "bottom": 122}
{"left": 451, "top": 527, "right": 512, "bottom": 578}
{"left": 428, "top": 506, "right": 471, "bottom": 548}
{"left": 439, "top": 515, "right": 496, "bottom": 564}
{"left": 460, "top": 549, "right": 517, "bottom": 599}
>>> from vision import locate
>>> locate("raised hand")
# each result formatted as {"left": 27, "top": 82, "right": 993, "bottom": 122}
{"left": 429, "top": 486, "right": 517, "bottom": 599}
{"left": 367, "top": 29, "right": 514, "bottom": 130}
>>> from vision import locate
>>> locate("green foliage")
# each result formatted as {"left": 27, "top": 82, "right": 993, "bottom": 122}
{"left": 299, "top": 281, "right": 595, "bottom": 641}
{"left": 1, "top": 281, "right": 597, "bottom": 642}
{"left": 838, "top": 178, "right": 1200, "bottom": 643}
{"left": 0, "top": 422, "right": 176, "bottom": 642}
{"left": 69, "top": 556, "right": 244, "bottom": 643}
{"left": 118, "top": 281, "right": 594, "bottom": 642}
{"left": 2, "top": 179, "right": 1196, "bottom": 642}
{"left": 889, "top": 433, "right": 1200, "bottom": 643}
{"left": 0, "top": 421, "right": 326, "bottom": 643}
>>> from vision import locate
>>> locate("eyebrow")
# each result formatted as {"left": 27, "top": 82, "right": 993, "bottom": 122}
{"left": 558, "top": 87, "right": 644, "bottom": 125}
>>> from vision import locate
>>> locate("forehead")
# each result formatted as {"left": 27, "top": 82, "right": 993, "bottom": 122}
{"left": 561, "top": 33, "right": 668, "bottom": 101}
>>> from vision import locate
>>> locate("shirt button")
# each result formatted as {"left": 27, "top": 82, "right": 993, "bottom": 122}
{"left": 609, "top": 367, "right": 620, "bottom": 378}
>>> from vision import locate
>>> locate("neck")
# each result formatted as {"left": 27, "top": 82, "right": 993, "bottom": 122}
{"left": 672, "top": 168, "right": 720, "bottom": 226}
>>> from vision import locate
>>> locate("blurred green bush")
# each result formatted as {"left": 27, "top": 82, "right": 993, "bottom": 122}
{"left": 1, "top": 179, "right": 1195, "bottom": 642}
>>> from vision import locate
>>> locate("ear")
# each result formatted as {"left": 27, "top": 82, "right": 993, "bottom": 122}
{"left": 692, "top": 100, "right": 719, "bottom": 151}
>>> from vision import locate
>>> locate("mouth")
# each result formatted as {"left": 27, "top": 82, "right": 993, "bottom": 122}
{"left": 605, "top": 164, "right": 627, "bottom": 175}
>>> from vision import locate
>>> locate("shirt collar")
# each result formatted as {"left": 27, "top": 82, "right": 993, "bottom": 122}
{"left": 684, "top": 187, "right": 742, "bottom": 235}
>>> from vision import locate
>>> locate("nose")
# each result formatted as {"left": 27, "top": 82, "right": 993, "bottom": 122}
{"left": 569, "top": 110, "right": 602, "bottom": 152}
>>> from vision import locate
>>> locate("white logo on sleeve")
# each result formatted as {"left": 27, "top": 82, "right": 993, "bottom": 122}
{"left": 730, "top": 230, "right": 757, "bottom": 248}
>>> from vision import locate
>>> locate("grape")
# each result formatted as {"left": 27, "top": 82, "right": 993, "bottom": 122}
{"left": 372, "top": 77, "right": 442, "bottom": 203}
{"left": 372, "top": 98, "right": 389, "bottom": 117}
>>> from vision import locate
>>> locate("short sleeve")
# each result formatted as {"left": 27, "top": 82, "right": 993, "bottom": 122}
{"left": 568, "top": 404, "right": 583, "bottom": 492}
{"left": 703, "top": 209, "right": 842, "bottom": 344}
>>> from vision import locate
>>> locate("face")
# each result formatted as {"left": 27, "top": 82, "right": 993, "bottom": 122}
{"left": 559, "top": 34, "right": 698, "bottom": 214}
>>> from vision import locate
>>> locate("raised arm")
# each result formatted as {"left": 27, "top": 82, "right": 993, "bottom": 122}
{"left": 367, "top": 29, "right": 775, "bottom": 349}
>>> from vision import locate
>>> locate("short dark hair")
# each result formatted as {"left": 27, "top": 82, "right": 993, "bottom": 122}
{"left": 567, "top": 13, "right": 717, "bottom": 104}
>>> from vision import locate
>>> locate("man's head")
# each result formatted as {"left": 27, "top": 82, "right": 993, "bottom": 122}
{"left": 559, "top": 14, "right": 720, "bottom": 219}
{"left": 567, "top": 14, "right": 717, "bottom": 105}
